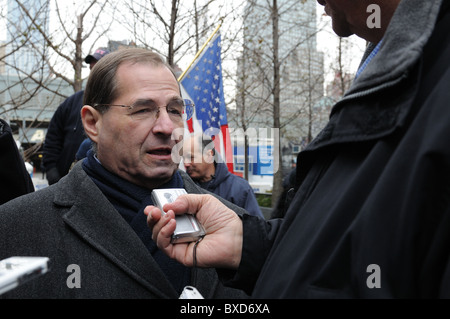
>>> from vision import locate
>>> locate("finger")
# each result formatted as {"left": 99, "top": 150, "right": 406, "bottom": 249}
{"left": 143, "top": 205, "right": 157, "bottom": 216}
{"left": 163, "top": 194, "right": 208, "bottom": 216}
{"left": 145, "top": 205, "right": 161, "bottom": 229}
{"left": 156, "top": 217, "right": 177, "bottom": 251}
{"left": 149, "top": 208, "right": 174, "bottom": 242}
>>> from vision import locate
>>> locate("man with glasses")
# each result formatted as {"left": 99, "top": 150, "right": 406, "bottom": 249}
{"left": 0, "top": 48, "right": 247, "bottom": 299}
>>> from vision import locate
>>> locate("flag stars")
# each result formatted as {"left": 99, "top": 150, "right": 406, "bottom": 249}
{"left": 180, "top": 35, "right": 227, "bottom": 133}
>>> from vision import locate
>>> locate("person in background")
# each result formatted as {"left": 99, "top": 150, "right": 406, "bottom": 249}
{"left": 0, "top": 119, "right": 34, "bottom": 205}
{"left": 42, "top": 47, "right": 110, "bottom": 185}
{"left": 182, "top": 133, "right": 264, "bottom": 218}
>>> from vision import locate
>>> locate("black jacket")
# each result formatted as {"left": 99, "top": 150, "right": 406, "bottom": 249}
{"left": 42, "top": 90, "right": 85, "bottom": 184}
{"left": 230, "top": 0, "right": 450, "bottom": 298}
{"left": 0, "top": 119, "right": 34, "bottom": 204}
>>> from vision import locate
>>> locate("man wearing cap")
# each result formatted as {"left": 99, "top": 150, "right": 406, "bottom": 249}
{"left": 43, "top": 47, "right": 110, "bottom": 184}
{"left": 84, "top": 47, "right": 109, "bottom": 70}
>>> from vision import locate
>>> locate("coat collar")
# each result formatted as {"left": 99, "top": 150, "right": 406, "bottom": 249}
{"left": 304, "top": 0, "right": 443, "bottom": 152}
{"left": 346, "top": 0, "right": 443, "bottom": 97}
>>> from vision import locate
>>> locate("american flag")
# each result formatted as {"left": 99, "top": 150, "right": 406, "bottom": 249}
{"left": 180, "top": 33, "right": 235, "bottom": 173}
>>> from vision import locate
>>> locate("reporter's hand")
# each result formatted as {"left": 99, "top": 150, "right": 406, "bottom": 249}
{"left": 145, "top": 194, "right": 242, "bottom": 270}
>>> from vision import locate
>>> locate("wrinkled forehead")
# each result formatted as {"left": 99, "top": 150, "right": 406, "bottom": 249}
{"left": 117, "top": 61, "right": 176, "bottom": 81}
{"left": 116, "top": 62, "right": 181, "bottom": 99}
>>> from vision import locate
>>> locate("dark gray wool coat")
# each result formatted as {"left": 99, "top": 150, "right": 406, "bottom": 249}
{"left": 0, "top": 162, "right": 248, "bottom": 299}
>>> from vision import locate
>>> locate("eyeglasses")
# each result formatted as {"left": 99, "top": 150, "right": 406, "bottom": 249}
{"left": 93, "top": 98, "right": 194, "bottom": 123}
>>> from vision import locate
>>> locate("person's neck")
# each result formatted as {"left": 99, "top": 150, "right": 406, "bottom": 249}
{"left": 358, "top": 0, "right": 401, "bottom": 44}
{"left": 198, "top": 165, "right": 215, "bottom": 183}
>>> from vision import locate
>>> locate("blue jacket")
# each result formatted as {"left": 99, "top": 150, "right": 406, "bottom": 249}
{"left": 197, "top": 162, "right": 263, "bottom": 218}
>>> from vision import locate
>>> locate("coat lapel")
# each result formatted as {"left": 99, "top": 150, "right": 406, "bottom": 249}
{"left": 56, "top": 164, "right": 179, "bottom": 298}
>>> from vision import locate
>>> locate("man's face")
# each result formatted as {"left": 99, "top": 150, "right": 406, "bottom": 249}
{"left": 93, "top": 62, "right": 184, "bottom": 189}
{"left": 183, "top": 138, "right": 215, "bottom": 182}
{"left": 317, "top": 0, "right": 369, "bottom": 38}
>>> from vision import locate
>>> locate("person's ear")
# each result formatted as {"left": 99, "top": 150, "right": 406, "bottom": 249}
{"left": 81, "top": 105, "right": 101, "bottom": 144}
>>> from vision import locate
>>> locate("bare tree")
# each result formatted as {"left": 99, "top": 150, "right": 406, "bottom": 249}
{"left": 120, "top": 0, "right": 244, "bottom": 71}
{"left": 47, "top": 0, "right": 115, "bottom": 92}
{"left": 326, "top": 37, "right": 362, "bottom": 100}
{"left": 271, "top": 0, "right": 283, "bottom": 208}
{"left": 2, "top": 0, "right": 114, "bottom": 93}
{"left": 234, "top": 0, "right": 324, "bottom": 206}
{"left": 0, "top": 0, "right": 115, "bottom": 161}
{"left": 120, "top": 0, "right": 193, "bottom": 67}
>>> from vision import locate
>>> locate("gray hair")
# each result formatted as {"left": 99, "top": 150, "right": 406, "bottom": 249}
{"left": 83, "top": 48, "right": 177, "bottom": 112}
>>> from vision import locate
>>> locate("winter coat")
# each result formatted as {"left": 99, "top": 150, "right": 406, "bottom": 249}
{"left": 0, "top": 162, "right": 248, "bottom": 299}
{"left": 0, "top": 119, "right": 34, "bottom": 204}
{"left": 228, "top": 0, "right": 450, "bottom": 298}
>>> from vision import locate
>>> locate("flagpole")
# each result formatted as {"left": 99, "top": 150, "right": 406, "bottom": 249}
{"left": 178, "top": 21, "right": 223, "bottom": 82}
